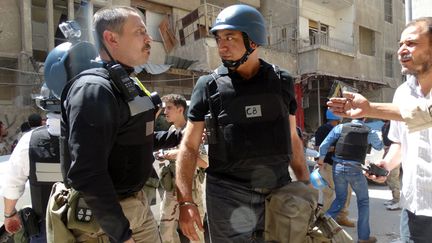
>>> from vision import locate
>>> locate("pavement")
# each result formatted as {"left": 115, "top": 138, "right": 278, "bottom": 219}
{"left": 0, "top": 156, "right": 402, "bottom": 242}
{"left": 343, "top": 183, "right": 402, "bottom": 242}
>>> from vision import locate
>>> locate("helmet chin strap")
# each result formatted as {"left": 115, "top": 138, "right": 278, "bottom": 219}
{"left": 222, "top": 33, "right": 255, "bottom": 69}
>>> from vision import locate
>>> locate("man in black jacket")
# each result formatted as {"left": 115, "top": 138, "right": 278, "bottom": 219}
{"left": 59, "top": 6, "right": 180, "bottom": 243}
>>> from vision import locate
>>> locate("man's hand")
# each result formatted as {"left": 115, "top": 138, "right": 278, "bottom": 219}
{"left": 179, "top": 204, "right": 204, "bottom": 241}
{"left": 4, "top": 214, "right": 22, "bottom": 234}
{"left": 327, "top": 92, "right": 370, "bottom": 118}
{"left": 364, "top": 161, "right": 388, "bottom": 183}
{"left": 162, "top": 150, "right": 178, "bottom": 161}
{"left": 124, "top": 237, "right": 135, "bottom": 243}
{"left": 316, "top": 158, "right": 324, "bottom": 169}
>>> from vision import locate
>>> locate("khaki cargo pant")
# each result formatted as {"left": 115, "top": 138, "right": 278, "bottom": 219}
{"left": 73, "top": 189, "right": 161, "bottom": 243}
{"left": 320, "top": 163, "right": 352, "bottom": 219}
{"left": 386, "top": 164, "right": 401, "bottom": 202}
{"left": 159, "top": 174, "right": 205, "bottom": 243}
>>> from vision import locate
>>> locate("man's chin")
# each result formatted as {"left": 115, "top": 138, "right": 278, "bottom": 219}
{"left": 401, "top": 68, "right": 414, "bottom": 76}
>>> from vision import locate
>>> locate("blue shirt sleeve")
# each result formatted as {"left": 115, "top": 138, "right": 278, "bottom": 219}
{"left": 319, "top": 124, "right": 342, "bottom": 159}
{"left": 368, "top": 130, "right": 384, "bottom": 151}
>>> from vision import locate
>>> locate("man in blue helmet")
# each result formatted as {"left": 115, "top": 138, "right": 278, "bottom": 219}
{"left": 314, "top": 109, "right": 355, "bottom": 227}
{"left": 2, "top": 83, "right": 62, "bottom": 243}
{"left": 175, "top": 4, "right": 310, "bottom": 242}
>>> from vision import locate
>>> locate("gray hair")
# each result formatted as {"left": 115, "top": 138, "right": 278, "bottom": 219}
{"left": 406, "top": 17, "right": 432, "bottom": 44}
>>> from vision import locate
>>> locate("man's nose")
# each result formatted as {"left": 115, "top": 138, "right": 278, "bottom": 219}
{"left": 145, "top": 34, "right": 153, "bottom": 43}
{"left": 217, "top": 41, "right": 228, "bottom": 51}
{"left": 398, "top": 44, "right": 407, "bottom": 56}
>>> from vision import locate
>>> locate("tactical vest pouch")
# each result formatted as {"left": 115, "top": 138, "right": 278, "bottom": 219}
{"left": 265, "top": 182, "right": 318, "bottom": 243}
{"left": 66, "top": 189, "right": 100, "bottom": 233}
{"left": 18, "top": 207, "right": 40, "bottom": 238}
{"left": 46, "top": 182, "right": 76, "bottom": 243}
{"left": 46, "top": 182, "right": 100, "bottom": 243}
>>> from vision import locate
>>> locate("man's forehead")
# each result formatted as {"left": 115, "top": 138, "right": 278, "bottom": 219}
{"left": 215, "top": 29, "right": 242, "bottom": 36}
{"left": 163, "top": 101, "right": 175, "bottom": 107}
{"left": 126, "top": 13, "right": 146, "bottom": 28}
{"left": 401, "top": 23, "right": 428, "bottom": 39}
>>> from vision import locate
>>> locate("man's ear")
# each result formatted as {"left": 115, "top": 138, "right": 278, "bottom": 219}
{"left": 250, "top": 41, "right": 258, "bottom": 49}
{"left": 103, "top": 30, "right": 119, "bottom": 48}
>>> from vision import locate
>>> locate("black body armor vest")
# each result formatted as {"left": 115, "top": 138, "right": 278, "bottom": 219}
{"left": 207, "top": 66, "right": 292, "bottom": 171}
{"left": 28, "top": 126, "right": 61, "bottom": 217}
{"left": 60, "top": 68, "right": 156, "bottom": 196}
{"left": 335, "top": 123, "right": 370, "bottom": 163}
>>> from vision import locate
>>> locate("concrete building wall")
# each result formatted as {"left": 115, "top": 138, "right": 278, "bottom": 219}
{"left": 259, "top": 0, "right": 297, "bottom": 25}
{"left": 171, "top": 38, "right": 219, "bottom": 72}
{"left": 259, "top": 48, "right": 297, "bottom": 73}
{"left": 355, "top": 0, "right": 404, "bottom": 101}
{"left": 333, "top": 6, "right": 354, "bottom": 43}
{"left": 147, "top": 0, "right": 199, "bottom": 11}
{"left": 0, "top": 0, "right": 21, "bottom": 54}
{"left": 205, "top": 0, "right": 260, "bottom": 8}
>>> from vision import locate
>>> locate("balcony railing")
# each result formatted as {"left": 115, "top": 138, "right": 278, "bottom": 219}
{"left": 175, "top": 4, "right": 354, "bottom": 55}
{"left": 176, "top": 3, "right": 223, "bottom": 46}
{"left": 267, "top": 23, "right": 297, "bottom": 54}
{"left": 299, "top": 32, "right": 354, "bottom": 54}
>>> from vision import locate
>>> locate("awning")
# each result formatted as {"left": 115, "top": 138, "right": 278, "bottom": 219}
{"left": 135, "top": 63, "right": 171, "bottom": 75}
{"left": 302, "top": 71, "right": 388, "bottom": 86}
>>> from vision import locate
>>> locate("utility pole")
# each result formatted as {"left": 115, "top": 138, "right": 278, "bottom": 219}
{"left": 405, "top": 0, "right": 412, "bottom": 24}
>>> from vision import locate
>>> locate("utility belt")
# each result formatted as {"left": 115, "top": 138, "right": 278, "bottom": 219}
{"left": 159, "top": 161, "right": 205, "bottom": 192}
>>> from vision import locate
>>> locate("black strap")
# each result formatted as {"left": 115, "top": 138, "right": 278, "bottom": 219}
{"left": 206, "top": 72, "right": 220, "bottom": 119}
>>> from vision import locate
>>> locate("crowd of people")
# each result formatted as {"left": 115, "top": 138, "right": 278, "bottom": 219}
{"left": 1, "top": 3, "right": 431, "bottom": 243}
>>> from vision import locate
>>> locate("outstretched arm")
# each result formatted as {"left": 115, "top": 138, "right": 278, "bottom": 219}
{"left": 327, "top": 92, "right": 403, "bottom": 121}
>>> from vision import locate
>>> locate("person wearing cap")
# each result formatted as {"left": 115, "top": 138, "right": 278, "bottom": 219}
{"left": 175, "top": 4, "right": 309, "bottom": 242}
{"left": 318, "top": 118, "right": 383, "bottom": 243}
{"left": 314, "top": 110, "right": 355, "bottom": 227}
{"left": 3, "top": 85, "right": 62, "bottom": 243}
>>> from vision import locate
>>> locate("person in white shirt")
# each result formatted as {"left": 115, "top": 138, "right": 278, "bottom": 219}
{"left": 3, "top": 112, "right": 61, "bottom": 243}
{"left": 328, "top": 17, "right": 432, "bottom": 242}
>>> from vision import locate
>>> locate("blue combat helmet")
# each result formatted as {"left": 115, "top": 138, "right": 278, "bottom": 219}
{"left": 326, "top": 109, "right": 341, "bottom": 121}
{"left": 210, "top": 4, "right": 267, "bottom": 46}
{"left": 44, "top": 41, "right": 99, "bottom": 99}
{"left": 310, "top": 168, "right": 328, "bottom": 190}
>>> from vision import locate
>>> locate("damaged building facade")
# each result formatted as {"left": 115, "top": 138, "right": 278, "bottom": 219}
{"left": 0, "top": 0, "right": 405, "bottom": 152}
